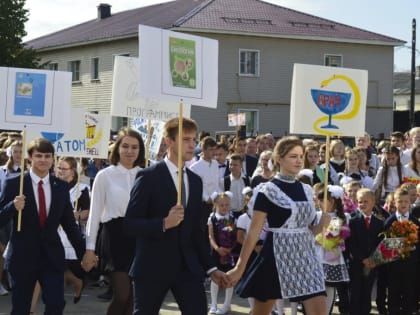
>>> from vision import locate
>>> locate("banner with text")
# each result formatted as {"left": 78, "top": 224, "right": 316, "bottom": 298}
{"left": 111, "top": 56, "right": 191, "bottom": 120}
{"left": 27, "top": 108, "right": 111, "bottom": 158}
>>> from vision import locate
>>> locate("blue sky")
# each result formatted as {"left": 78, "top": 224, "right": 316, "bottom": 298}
{"left": 24, "top": 0, "right": 419, "bottom": 71}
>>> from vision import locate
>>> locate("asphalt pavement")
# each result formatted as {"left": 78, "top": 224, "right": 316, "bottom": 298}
{"left": 0, "top": 280, "right": 380, "bottom": 315}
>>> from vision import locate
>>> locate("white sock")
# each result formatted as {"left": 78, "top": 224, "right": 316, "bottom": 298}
{"left": 275, "top": 299, "right": 284, "bottom": 313}
{"left": 325, "top": 286, "right": 335, "bottom": 315}
{"left": 222, "top": 287, "right": 233, "bottom": 309}
{"left": 248, "top": 297, "right": 254, "bottom": 309}
{"left": 210, "top": 280, "right": 219, "bottom": 309}
{"left": 290, "top": 301, "right": 298, "bottom": 315}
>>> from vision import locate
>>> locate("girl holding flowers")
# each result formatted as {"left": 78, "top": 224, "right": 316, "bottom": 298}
{"left": 208, "top": 191, "right": 237, "bottom": 314}
{"left": 315, "top": 185, "right": 351, "bottom": 315}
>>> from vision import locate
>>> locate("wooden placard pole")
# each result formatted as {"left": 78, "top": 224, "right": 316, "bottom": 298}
{"left": 145, "top": 119, "right": 152, "bottom": 168}
{"left": 177, "top": 102, "right": 184, "bottom": 206}
{"left": 322, "top": 135, "right": 331, "bottom": 246}
{"left": 322, "top": 135, "right": 331, "bottom": 213}
{"left": 17, "top": 127, "right": 26, "bottom": 232}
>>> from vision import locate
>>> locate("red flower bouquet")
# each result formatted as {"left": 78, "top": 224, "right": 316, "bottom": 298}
{"left": 364, "top": 220, "right": 419, "bottom": 275}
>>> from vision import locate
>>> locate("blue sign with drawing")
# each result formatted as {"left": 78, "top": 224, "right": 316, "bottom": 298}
{"left": 14, "top": 72, "right": 46, "bottom": 117}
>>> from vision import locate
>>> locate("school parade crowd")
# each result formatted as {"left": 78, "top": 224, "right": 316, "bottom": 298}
{"left": 1, "top": 122, "right": 420, "bottom": 315}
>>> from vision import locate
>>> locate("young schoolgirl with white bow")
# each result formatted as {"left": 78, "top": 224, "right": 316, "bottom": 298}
{"left": 208, "top": 191, "right": 237, "bottom": 314}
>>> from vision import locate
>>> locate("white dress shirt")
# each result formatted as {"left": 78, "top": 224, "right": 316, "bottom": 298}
{"left": 30, "top": 169, "right": 52, "bottom": 216}
{"left": 396, "top": 211, "right": 409, "bottom": 222}
{"left": 86, "top": 163, "right": 140, "bottom": 250}
{"left": 190, "top": 158, "right": 220, "bottom": 202}
{"left": 372, "top": 165, "right": 406, "bottom": 193}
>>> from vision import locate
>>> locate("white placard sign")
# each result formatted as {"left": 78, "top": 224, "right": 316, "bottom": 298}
{"left": 290, "top": 64, "right": 368, "bottom": 137}
{"left": 132, "top": 117, "right": 165, "bottom": 162}
{"left": 26, "top": 109, "right": 111, "bottom": 158}
{"left": 0, "top": 67, "right": 71, "bottom": 132}
{"left": 111, "top": 56, "right": 191, "bottom": 120}
{"left": 138, "top": 25, "right": 218, "bottom": 108}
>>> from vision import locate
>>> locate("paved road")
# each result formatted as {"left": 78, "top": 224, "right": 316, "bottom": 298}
{"left": 0, "top": 281, "right": 380, "bottom": 315}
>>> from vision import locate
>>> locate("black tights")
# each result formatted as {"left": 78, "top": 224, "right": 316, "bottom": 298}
{"left": 107, "top": 271, "right": 133, "bottom": 315}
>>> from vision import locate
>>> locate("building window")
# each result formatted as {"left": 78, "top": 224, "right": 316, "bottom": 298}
{"left": 91, "top": 57, "right": 99, "bottom": 80}
{"left": 324, "top": 54, "right": 342, "bottom": 67}
{"left": 69, "top": 60, "right": 81, "bottom": 82}
{"left": 239, "top": 49, "right": 260, "bottom": 76}
{"left": 239, "top": 109, "right": 259, "bottom": 136}
{"left": 48, "top": 63, "right": 58, "bottom": 71}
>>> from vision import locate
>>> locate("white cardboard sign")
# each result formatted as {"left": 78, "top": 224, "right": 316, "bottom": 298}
{"left": 290, "top": 64, "right": 368, "bottom": 137}
{"left": 111, "top": 56, "right": 191, "bottom": 120}
{"left": 26, "top": 108, "right": 111, "bottom": 159}
{"left": 138, "top": 25, "right": 218, "bottom": 108}
{"left": 0, "top": 67, "right": 71, "bottom": 132}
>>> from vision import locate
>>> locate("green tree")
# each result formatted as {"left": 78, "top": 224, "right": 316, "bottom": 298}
{"left": 0, "top": 0, "right": 40, "bottom": 67}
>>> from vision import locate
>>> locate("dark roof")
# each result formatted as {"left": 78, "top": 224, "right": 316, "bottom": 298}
{"left": 26, "top": 0, "right": 404, "bottom": 51}
{"left": 394, "top": 72, "right": 420, "bottom": 95}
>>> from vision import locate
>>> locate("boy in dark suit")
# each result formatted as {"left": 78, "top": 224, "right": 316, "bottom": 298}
{"left": 0, "top": 138, "right": 85, "bottom": 315}
{"left": 384, "top": 187, "right": 420, "bottom": 315}
{"left": 347, "top": 188, "right": 383, "bottom": 315}
{"left": 124, "top": 118, "right": 228, "bottom": 315}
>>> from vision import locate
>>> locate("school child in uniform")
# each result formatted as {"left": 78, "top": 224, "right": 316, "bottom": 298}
{"left": 347, "top": 188, "right": 384, "bottom": 315}
{"left": 315, "top": 185, "right": 350, "bottom": 315}
{"left": 208, "top": 192, "right": 237, "bottom": 314}
{"left": 384, "top": 187, "right": 420, "bottom": 315}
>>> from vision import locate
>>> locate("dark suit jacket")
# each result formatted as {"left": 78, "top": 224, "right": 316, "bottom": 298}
{"left": 124, "top": 161, "right": 215, "bottom": 281}
{"left": 0, "top": 173, "right": 85, "bottom": 274}
{"left": 347, "top": 211, "right": 383, "bottom": 265}
{"left": 244, "top": 155, "right": 258, "bottom": 178}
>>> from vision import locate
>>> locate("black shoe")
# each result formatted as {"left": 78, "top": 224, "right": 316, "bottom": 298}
{"left": 73, "top": 280, "right": 85, "bottom": 304}
{"left": 97, "top": 287, "right": 112, "bottom": 301}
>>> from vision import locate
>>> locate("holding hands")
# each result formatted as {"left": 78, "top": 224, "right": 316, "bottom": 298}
{"left": 81, "top": 250, "right": 99, "bottom": 272}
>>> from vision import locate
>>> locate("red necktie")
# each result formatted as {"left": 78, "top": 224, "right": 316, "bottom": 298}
{"left": 38, "top": 180, "right": 47, "bottom": 228}
{"left": 365, "top": 216, "right": 370, "bottom": 230}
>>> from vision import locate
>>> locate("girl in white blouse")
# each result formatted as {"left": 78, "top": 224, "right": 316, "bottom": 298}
{"left": 372, "top": 145, "right": 406, "bottom": 202}
{"left": 83, "top": 128, "right": 145, "bottom": 315}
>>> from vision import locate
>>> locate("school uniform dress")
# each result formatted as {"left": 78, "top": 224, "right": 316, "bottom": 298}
{"left": 58, "top": 182, "right": 90, "bottom": 279}
{"left": 237, "top": 174, "right": 325, "bottom": 302}
{"left": 86, "top": 163, "right": 140, "bottom": 272}
{"left": 208, "top": 212, "right": 237, "bottom": 272}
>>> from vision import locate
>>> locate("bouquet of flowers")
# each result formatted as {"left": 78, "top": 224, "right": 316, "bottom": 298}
{"left": 364, "top": 220, "right": 419, "bottom": 275}
{"left": 342, "top": 195, "right": 358, "bottom": 214}
{"left": 315, "top": 216, "right": 351, "bottom": 262}
{"left": 216, "top": 218, "right": 237, "bottom": 266}
{"left": 402, "top": 176, "right": 420, "bottom": 186}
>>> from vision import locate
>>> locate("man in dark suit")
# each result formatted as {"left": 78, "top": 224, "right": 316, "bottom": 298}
{"left": 0, "top": 138, "right": 85, "bottom": 315}
{"left": 124, "top": 118, "right": 228, "bottom": 315}
{"left": 233, "top": 137, "right": 258, "bottom": 178}
{"left": 347, "top": 188, "right": 383, "bottom": 315}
